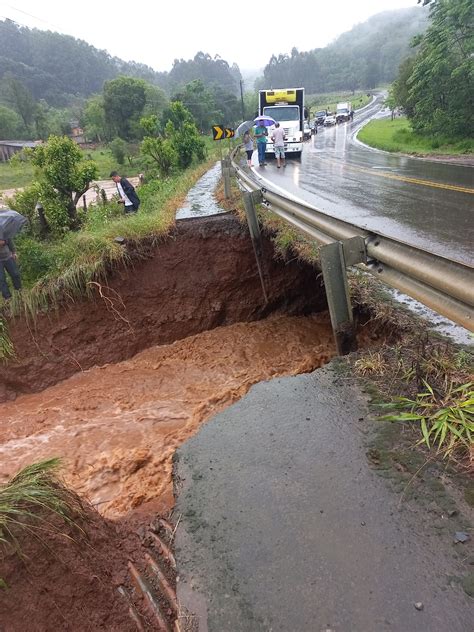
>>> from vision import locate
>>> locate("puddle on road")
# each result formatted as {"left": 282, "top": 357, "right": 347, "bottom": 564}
{"left": 0, "top": 314, "right": 335, "bottom": 519}
{"left": 175, "top": 161, "right": 224, "bottom": 219}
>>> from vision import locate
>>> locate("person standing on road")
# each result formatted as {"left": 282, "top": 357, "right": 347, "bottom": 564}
{"left": 271, "top": 122, "right": 286, "bottom": 168}
{"left": 243, "top": 131, "right": 254, "bottom": 167}
{"left": 254, "top": 122, "right": 268, "bottom": 167}
{"left": 110, "top": 171, "right": 140, "bottom": 213}
{"left": 0, "top": 237, "right": 21, "bottom": 300}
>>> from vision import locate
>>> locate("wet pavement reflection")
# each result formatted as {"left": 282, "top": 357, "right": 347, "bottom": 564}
{"left": 253, "top": 96, "right": 473, "bottom": 266}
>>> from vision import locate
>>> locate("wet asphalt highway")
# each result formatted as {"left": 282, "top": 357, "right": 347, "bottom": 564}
{"left": 251, "top": 96, "right": 473, "bottom": 266}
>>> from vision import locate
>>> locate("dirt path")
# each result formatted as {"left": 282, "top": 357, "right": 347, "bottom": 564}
{"left": 0, "top": 314, "right": 336, "bottom": 519}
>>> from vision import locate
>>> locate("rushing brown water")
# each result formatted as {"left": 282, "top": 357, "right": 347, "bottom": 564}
{"left": 0, "top": 314, "right": 336, "bottom": 518}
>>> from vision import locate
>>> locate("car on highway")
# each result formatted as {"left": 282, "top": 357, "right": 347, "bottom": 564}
{"left": 324, "top": 114, "right": 336, "bottom": 126}
{"left": 314, "top": 110, "right": 327, "bottom": 126}
{"left": 303, "top": 122, "right": 312, "bottom": 140}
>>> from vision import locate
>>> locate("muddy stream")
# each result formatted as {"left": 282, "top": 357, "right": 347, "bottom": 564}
{"left": 0, "top": 314, "right": 336, "bottom": 519}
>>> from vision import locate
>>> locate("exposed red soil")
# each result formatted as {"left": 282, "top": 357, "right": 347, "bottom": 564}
{"left": 0, "top": 504, "right": 144, "bottom": 631}
{"left": 0, "top": 214, "right": 327, "bottom": 402}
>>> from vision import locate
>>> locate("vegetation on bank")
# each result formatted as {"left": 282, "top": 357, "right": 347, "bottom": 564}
{"left": 387, "top": 0, "right": 472, "bottom": 147}
{"left": 358, "top": 117, "right": 473, "bottom": 156}
{"left": 0, "top": 458, "right": 83, "bottom": 587}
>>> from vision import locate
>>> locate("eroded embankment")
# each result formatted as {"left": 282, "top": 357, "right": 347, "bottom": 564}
{"left": 0, "top": 214, "right": 327, "bottom": 401}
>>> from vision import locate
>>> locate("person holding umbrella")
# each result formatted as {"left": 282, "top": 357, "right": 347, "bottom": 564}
{"left": 242, "top": 130, "right": 254, "bottom": 166}
{"left": 0, "top": 209, "right": 27, "bottom": 301}
{"left": 254, "top": 117, "right": 269, "bottom": 166}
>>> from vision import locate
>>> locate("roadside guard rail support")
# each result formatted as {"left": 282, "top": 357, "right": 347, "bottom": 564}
{"left": 226, "top": 149, "right": 474, "bottom": 355}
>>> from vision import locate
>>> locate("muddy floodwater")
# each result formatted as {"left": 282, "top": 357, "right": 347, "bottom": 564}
{"left": 0, "top": 314, "right": 336, "bottom": 519}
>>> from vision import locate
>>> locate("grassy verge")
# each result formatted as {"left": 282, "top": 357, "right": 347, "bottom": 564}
{"left": 307, "top": 91, "right": 372, "bottom": 115}
{"left": 0, "top": 458, "right": 84, "bottom": 587}
{"left": 358, "top": 117, "right": 473, "bottom": 155}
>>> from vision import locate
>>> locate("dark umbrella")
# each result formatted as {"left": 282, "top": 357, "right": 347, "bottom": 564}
{"left": 0, "top": 209, "right": 28, "bottom": 240}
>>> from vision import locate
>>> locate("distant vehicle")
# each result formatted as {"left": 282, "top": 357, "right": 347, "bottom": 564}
{"left": 314, "top": 110, "right": 327, "bottom": 125}
{"left": 336, "top": 102, "right": 352, "bottom": 123}
{"left": 324, "top": 114, "right": 336, "bottom": 126}
{"left": 303, "top": 122, "right": 311, "bottom": 140}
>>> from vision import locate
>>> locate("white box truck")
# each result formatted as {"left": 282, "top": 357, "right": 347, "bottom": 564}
{"left": 258, "top": 88, "right": 305, "bottom": 158}
{"left": 335, "top": 102, "right": 352, "bottom": 123}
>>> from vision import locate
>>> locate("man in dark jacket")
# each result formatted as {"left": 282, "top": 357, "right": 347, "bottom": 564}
{"left": 110, "top": 171, "right": 140, "bottom": 213}
{"left": 0, "top": 209, "right": 27, "bottom": 300}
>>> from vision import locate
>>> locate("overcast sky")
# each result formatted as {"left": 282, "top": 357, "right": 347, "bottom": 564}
{"left": 1, "top": 0, "right": 419, "bottom": 72}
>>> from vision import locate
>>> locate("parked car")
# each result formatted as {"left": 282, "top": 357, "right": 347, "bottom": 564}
{"left": 314, "top": 110, "right": 327, "bottom": 126}
{"left": 303, "top": 122, "right": 312, "bottom": 140}
{"left": 324, "top": 115, "right": 336, "bottom": 126}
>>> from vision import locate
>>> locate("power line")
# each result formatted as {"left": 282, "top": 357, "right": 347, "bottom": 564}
{"left": 0, "top": 3, "right": 61, "bottom": 31}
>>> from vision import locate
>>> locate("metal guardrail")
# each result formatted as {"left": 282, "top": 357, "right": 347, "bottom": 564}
{"left": 226, "top": 150, "right": 474, "bottom": 348}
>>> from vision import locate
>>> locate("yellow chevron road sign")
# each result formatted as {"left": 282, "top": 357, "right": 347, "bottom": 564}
{"left": 212, "top": 126, "right": 235, "bottom": 140}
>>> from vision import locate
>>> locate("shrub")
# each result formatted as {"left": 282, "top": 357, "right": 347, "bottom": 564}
{"left": 109, "top": 137, "right": 126, "bottom": 165}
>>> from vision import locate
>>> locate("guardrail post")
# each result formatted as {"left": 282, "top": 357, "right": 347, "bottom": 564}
{"left": 242, "top": 190, "right": 268, "bottom": 304}
{"left": 320, "top": 241, "right": 357, "bottom": 356}
{"left": 221, "top": 157, "right": 231, "bottom": 199}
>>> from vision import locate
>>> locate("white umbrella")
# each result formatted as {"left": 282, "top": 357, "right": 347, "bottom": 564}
{"left": 235, "top": 120, "right": 255, "bottom": 137}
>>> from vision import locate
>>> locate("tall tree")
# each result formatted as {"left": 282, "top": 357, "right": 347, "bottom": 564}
{"left": 406, "top": 0, "right": 473, "bottom": 136}
{"left": 0, "top": 105, "right": 23, "bottom": 139}
{"left": 3, "top": 75, "right": 36, "bottom": 132}
{"left": 103, "top": 76, "right": 147, "bottom": 140}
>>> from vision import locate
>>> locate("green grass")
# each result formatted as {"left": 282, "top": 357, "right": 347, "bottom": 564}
{"left": 358, "top": 117, "right": 474, "bottom": 155}
{"left": 307, "top": 91, "right": 372, "bottom": 115}
{"left": 0, "top": 458, "right": 84, "bottom": 586}
{"left": 379, "top": 381, "right": 474, "bottom": 459}
{"left": 0, "top": 159, "right": 34, "bottom": 190}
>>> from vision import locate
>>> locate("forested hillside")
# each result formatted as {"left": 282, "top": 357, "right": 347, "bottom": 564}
{"left": 0, "top": 20, "right": 241, "bottom": 107}
{"left": 260, "top": 7, "right": 429, "bottom": 92}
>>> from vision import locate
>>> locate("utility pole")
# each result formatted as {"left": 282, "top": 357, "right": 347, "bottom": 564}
{"left": 240, "top": 79, "right": 245, "bottom": 121}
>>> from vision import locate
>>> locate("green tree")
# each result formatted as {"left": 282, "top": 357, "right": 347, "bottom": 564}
{"left": 143, "top": 84, "right": 169, "bottom": 118}
{"left": 384, "top": 89, "right": 397, "bottom": 120}
{"left": 172, "top": 80, "right": 220, "bottom": 131}
{"left": 82, "top": 95, "right": 108, "bottom": 142}
{"left": 27, "top": 136, "right": 98, "bottom": 232}
{"left": 141, "top": 136, "right": 177, "bottom": 177}
{"left": 109, "top": 137, "right": 127, "bottom": 164}
{"left": 0, "top": 105, "right": 24, "bottom": 139}
{"left": 3, "top": 75, "right": 36, "bottom": 133}
{"left": 163, "top": 102, "right": 206, "bottom": 169}
{"left": 103, "top": 76, "right": 147, "bottom": 140}
{"left": 406, "top": 0, "right": 473, "bottom": 137}
{"left": 391, "top": 57, "right": 416, "bottom": 118}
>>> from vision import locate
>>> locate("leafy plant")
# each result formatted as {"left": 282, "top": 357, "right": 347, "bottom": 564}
{"left": 380, "top": 380, "right": 474, "bottom": 458}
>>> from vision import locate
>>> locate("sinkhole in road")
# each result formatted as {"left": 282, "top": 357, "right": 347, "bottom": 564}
{"left": 0, "top": 215, "right": 383, "bottom": 521}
